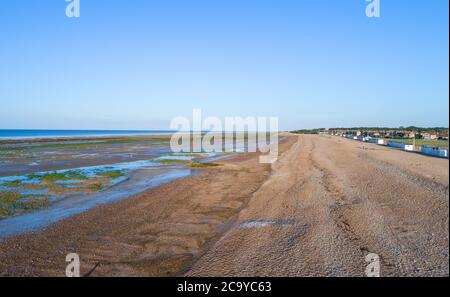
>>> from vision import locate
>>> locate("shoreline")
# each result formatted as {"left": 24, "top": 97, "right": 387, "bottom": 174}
{"left": 0, "top": 168, "right": 194, "bottom": 238}
{"left": 0, "top": 135, "right": 296, "bottom": 276}
{"left": 0, "top": 134, "right": 174, "bottom": 145}
{"left": 1, "top": 134, "right": 447, "bottom": 276}
{"left": 0, "top": 130, "right": 177, "bottom": 142}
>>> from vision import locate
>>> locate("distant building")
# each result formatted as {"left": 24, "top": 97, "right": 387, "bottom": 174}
{"left": 407, "top": 132, "right": 416, "bottom": 139}
{"left": 421, "top": 133, "right": 438, "bottom": 140}
{"left": 393, "top": 131, "right": 405, "bottom": 138}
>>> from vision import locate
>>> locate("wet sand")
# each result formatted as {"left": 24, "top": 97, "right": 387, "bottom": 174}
{"left": 0, "top": 135, "right": 172, "bottom": 177}
{"left": 0, "top": 134, "right": 448, "bottom": 276}
{"left": 0, "top": 135, "right": 294, "bottom": 276}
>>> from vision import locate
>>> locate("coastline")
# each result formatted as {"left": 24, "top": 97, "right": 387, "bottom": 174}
{"left": 1, "top": 134, "right": 447, "bottom": 276}
{"left": 0, "top": 135, "right": 296, "bottom": 276}
{"left": 0, "top": 130, "right": 176, "bottom": 141}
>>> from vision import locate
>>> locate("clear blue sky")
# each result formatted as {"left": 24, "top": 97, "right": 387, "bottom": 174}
{"left": 0, "top": 0, "right": 448, "bottom": 130}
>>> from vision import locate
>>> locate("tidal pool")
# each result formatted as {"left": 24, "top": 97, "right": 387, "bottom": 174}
{"left": 0, "top": 149, "right": 232, "bottom": 237}
{"left": 0, "top": 168, "right": 196, "bottom": 237}
{"left": 0, "top": 135, "right": 267, "bottom": 237}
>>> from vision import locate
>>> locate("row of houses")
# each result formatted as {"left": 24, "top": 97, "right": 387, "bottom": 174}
{"left": 332, "top": 133, "right": 449, "bottom": 158}
{"left": 329, "top": 130, "right": 448, "bottom": 140}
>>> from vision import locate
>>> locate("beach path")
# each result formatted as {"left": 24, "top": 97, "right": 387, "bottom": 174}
{"left": 186, "top": 134, "right": 449, "bottom": 276}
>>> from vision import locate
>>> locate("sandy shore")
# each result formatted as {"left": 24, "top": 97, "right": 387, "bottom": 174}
{"left": 0, "top": 135, "right": 294, "bottom": 276}
{"left": 0, "top": 134, "right": 448, "bottom": 276}
{"left": 188, "top": 135, "right": 449, "bottom": 277}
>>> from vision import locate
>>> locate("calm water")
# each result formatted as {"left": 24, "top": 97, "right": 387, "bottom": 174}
{"left": 0, "top": 129, "right": 176, "bottom": 139}
{"left": 0, "top": 169, "right": 195, "bottom": 237}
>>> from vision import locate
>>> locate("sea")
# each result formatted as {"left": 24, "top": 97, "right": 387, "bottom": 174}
{"left": 0, "top": 129, "right": 176, "bottom": 139}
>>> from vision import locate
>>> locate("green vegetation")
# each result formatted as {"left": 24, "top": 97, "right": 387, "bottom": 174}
{"left": 391, "top": 139, "right": 449, "bottom": 149}
{"left": 0, "top": 191, "right": 20, "bottom": 218}
{"left": 0, "top": 152, "right": 19, "bottom": 158}
{"left": 328, "top": 126, "right": 449, "bottom": 135}
{"left": 181, "top": 153, "right": 206, "bottom": 157}
{"left": 290, "top": 129, "right": 321, "bottom": 134}
{"left": 64, "top": 170, "right": 88, "bottom": 180}
{"left": 0, "top": 138, "right": 171, "bottom": 153}
{"left": 190, "top": 162, "right": 221, "bottom": 168}
{"left": 0, "top": 191, "right": 48, "bottom": 219}
{"left": 153, "top": 158, "right": 223, "bottom": 168}
{"left": 87, "top": 182, "right": 103, "bottom": 191}
{"left": 26, "top": 173, "right": 42, "bottom": 180}
{"left": 26, "top": 171, "right": 88, "bottom": 183}
{"left": 157, "top": 159, "right": 191, "bottom": 164}
{"left": 0, "top": 191, "right": 21, "bottom": 205}
{"left": 41, "top": 172, "right": 71, "bottom": 183}
{"left": 0, "top": 168, "right": 130, "bottom": 219}
{"left": 0, "top": 169, "right": 125, "bottom": 212}
{"left": 3, "top": 180, "right": 22, "bottom": 187}
{"left": 97, "top": 171, "right": 124, "bottom": 179}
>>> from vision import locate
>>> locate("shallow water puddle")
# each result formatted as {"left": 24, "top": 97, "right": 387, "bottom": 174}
{"left": 0, "top": 169, "right": 195, "bottom": 237}
{"left": 0, "top": 147, "right": 234, "bottom": 236}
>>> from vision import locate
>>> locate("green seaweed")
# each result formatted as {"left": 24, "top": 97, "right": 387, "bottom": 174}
{"left": 41, "top": 172, "right": 71, "bottom": 183}
{"left": 87, "top": 182, "right": 103, "bottom": 191}
{"left": 0, "top": 191, "right": 21, "bottom": 205}
{"left": 97, "top": 171, "right": 124, "bottom": 179}
{"left": 29, "top": 170, "right": 88, "bottom": 183}
{"left": 181, "top": 153, "right": 206, "bottom": 157}
{"left": 0, "top": 138, "right": 171, "bottom": 152}
{"left": 26, "top": 173, "right": 41, "bottom": 180}
{"left": 3, "top": 180, "right": 22, "bottom": 187}
{"left": 157, "top": 159, "right": 191, "bottom": 165}
{"left": 0, "top": 191, "right": 48, "bottom": 219}
{"left": 64, "top": 170, "right": 88, "bottom": 180}
{"left": 190, "top": 162, "right": 221, "bottom": 168}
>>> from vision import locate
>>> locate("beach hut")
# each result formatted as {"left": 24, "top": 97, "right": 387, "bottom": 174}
{"left": 421, "top": 146, "right": 449, "bottom": 158}
{"left": 387, "top": 141, "right": 415, "bottom": 151}
{"left": 368, "top": 138, "right": 384, "bottom": 145}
